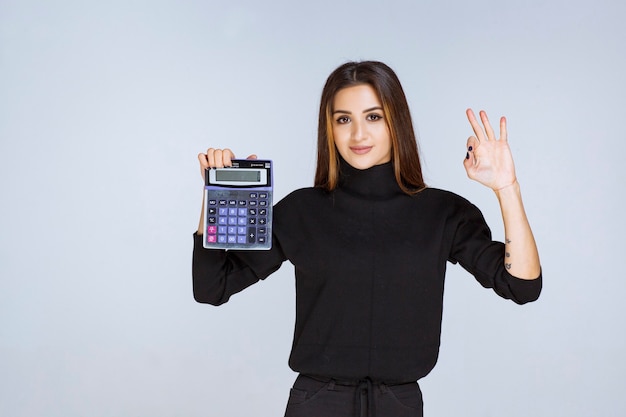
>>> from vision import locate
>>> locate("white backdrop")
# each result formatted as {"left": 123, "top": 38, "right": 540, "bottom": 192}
{"left": 1, "top": 0, "right": 624, "bottom": 416}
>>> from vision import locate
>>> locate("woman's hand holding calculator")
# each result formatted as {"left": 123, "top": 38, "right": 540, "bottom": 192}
{"left": 198, "top": 148, "right": 257, "bottom": 180}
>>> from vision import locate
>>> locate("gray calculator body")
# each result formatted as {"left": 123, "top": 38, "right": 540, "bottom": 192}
{"left": 203, "top": 160, "right": 273, "bottom": 250}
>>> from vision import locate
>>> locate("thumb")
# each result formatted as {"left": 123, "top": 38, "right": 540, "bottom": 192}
{"left": 246, "top": 154, "right": 258, "bottom": 160}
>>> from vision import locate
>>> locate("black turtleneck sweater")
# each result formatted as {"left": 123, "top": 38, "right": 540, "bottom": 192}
{"left": 192, "top": 161, "right": 542, "bottom": 383}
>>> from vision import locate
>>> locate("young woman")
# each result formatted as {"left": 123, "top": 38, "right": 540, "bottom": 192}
{"left": 193, "top": 61, "right": 541, "bottom": 417}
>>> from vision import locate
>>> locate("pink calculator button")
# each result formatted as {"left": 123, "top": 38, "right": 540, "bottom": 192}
{"left": 206, "top": 235, "right": 217, "bottom": 243}
{"left": 207, "top": 226, "right": 217, "bottom": 234}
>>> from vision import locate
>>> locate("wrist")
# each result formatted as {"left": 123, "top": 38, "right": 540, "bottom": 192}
{"left": 493, "top": 179, "right": 520, "bottom": 198}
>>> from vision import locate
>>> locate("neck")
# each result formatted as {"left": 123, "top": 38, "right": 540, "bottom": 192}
{"left": 338, "top": 158, "right": 402, "bottom": 199}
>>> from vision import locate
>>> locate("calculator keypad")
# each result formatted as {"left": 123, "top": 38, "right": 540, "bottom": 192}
{"left": 205, "top": 191, "right": 271, "bottom": 248}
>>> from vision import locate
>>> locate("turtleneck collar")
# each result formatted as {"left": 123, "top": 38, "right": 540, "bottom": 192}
{"left": 337, "top": 157, "right": 404, "bottom": 200}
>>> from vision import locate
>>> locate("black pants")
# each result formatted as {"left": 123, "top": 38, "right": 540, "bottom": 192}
{"left": 284, "top": 374, "right": 423, "bottom": 417}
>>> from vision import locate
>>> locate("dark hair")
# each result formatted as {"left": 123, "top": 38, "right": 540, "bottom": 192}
{"left": 314, "top": 61, "right": 426, "bottom": 194}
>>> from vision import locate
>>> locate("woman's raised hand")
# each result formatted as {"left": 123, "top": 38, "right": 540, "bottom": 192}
{"left": 463, "top": 109, "right": 517, "bottom": 191}
{"left": 197, "top": 148, "right": 257, "bottom": 180}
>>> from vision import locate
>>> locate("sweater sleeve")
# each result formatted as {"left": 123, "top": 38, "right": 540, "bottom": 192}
{"left": 192, "top": 232, "right": 287, "bottom": 305}
{"left": 448, "top": 200, "right": 542, "bottom": 305}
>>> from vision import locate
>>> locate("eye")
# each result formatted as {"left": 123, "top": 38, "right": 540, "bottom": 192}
{"left": 366, "top": 113, "right": 383, "bottom": 121}
{"left": 335, "top": 115, "right": 350, "bottom": 124}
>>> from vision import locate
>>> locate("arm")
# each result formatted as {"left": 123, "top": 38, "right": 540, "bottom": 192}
{"left": 194, "top": 147, "right": 284, "bottom": 305}
{"left": 192, "top": 232, "right": 286, "bottom": 305}
{"left": 464, "top": 109, "right": 541, "bottom": 280}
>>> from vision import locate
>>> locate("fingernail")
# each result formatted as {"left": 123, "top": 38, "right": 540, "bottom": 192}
{"left": 466, "top": 152, "right": 469, "bottom": 159}
{"left": 468, "top": 146, "right": 473, "bottom": 151}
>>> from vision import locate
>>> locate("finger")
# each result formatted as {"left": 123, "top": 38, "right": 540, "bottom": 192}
{"left": 500, "top": 116, "right": 508, "bottom": 142}
{"left": 480, "top": 110, "right": 496, "bottom": 141}
{"left": 206, "top": 148, "right": 217, "bottom": 168}
{"left": 198, "top": 153, "right": 209, "bottom": 175}
{"left": 466, "top": 108, "right": 486, "bottom": 143}
{"left": 466, "top": 136, "right": 479, "bottom": 153}
{"left": 246, "top": 154, "right": 258, "bottom": 160}
{"left": 464, "top": 136, "right": 479, "bottom": 167}
{"left": 213, "top": 149, "right": 224, "bottom": 168}
{"left": 222, "top": 148, "right": 235, "bottom": 167}
{"left": 463, "top": 152, "right": 473, "bottom": 174}
{"left": 463, "top": 145, "right": 476, "bottom": 176}
{"left": 205, "top": 148, "right": 236, "bottom": 168}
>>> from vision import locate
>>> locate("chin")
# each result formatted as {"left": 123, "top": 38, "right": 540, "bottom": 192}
{"left": 345, "top": 159, "right": 375, "bottom": 170}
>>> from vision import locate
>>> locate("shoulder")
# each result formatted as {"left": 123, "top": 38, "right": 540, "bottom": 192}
{"left": 278, "top": 186, "right": 326, "bottom": 202}
{"left": 416, "top": 187, "right": 473, "bottom": 207}
{"left": 415, "top": 187, "right": 487, "bottom": 223}
{"left": 274, "top": 186, "right": 328, "bottom": 210}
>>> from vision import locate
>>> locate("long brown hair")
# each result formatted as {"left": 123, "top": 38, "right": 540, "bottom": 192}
{"left": 314, "top": 61, "right": 426, "bottom": 194}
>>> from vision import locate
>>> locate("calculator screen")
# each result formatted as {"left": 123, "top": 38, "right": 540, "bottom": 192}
{"left": 208, "top": 167, "right": 268, "bottom": 187}
{"left": 216, "top": 170, "right": 260, "bottom": 182}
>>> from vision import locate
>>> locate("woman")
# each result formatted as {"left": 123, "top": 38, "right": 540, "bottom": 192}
{"left": 193, "top": 61, "right": 541, "bottom": 417}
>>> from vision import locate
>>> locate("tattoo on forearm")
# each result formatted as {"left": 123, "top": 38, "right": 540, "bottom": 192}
{"left": 505, "top": 238, "right": 512, "bottom": 270}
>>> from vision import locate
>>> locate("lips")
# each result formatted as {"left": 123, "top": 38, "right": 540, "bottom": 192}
{"left": 350, "top": 146, "right": 372, "bottom": 155}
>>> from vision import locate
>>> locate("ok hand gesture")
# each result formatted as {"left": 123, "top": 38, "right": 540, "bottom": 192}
{"left": 463, "top": 109, "right": 517, "bottom": 191}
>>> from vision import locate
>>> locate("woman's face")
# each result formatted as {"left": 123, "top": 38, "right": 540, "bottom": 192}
{"left": 331, "top": 84, "right": 392, "bottom": 170}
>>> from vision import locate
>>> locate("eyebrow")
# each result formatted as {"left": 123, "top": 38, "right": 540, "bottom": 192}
{"left": 332, "top": 106, "right": 383, "bottom": 115}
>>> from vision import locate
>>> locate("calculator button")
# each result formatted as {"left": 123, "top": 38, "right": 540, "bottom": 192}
{"left": 207, "top": 187, "right": 271, "bottom": 247}
{"left": 207, "top": 235, "right": 217, "bottom": 243}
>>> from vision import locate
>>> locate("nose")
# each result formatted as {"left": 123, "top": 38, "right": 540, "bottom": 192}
{"left": 350, "top": 119, "right": 366, "bottom": 141}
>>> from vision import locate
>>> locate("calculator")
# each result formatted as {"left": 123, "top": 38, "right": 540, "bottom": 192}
{"left": 203, "top": 159, "right": 273, "bottom": 250}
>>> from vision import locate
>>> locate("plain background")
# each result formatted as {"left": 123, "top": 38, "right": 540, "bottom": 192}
{"left": 1, "top": 0, "right": 624, "bottom": 416}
